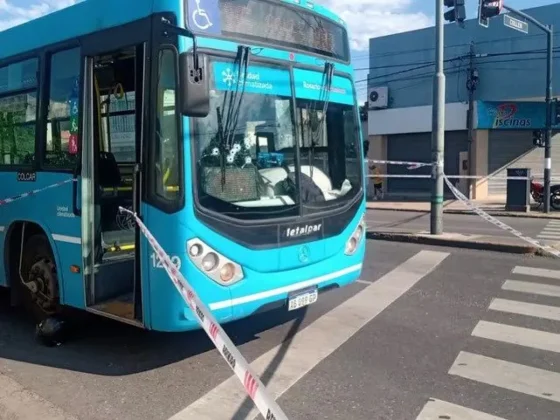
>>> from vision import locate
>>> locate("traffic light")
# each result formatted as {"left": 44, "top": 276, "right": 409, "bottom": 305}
{"left": 478, "top": 0, "right": 503, "bottom": 28}
{"left": 444, "top": 0, "right": 466, "bottom": 26}
{"left": 533, "top": 130, "right": 544, "bottom": 147}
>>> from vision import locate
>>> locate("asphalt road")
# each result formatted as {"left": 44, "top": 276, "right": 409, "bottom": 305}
{"left": 1, "top": 241, "right": 560, "bottom": 420}
{"left": 366, "top": 209, "right": 551, "bottom": 239}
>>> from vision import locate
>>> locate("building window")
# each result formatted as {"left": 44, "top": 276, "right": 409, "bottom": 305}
{"left": 154, "top": 48, "right": 182, "bottom": 202}
{"left": 0, "top": 58, "right": 38, "bottom": 166}
{"left": 45, "top": 48, "right": 81, "bottom": 168}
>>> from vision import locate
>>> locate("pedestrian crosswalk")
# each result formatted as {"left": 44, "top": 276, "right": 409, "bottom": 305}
{"left": 537, "top": 219, "right": 560, "bottom": 242}
{"left": 416, "top": 264, "right": 560, "bottom": 419}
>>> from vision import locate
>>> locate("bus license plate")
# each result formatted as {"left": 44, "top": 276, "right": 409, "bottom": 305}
{"left": 288, "top": 287, "right": 318, "bottom": 311}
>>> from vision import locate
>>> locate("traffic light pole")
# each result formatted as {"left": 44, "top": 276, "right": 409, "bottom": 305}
{"left": 502, "top": 4, "right": 553, "bottom": 212}
{"left": 431, "top": 0, "right": 445, "bottom": 234}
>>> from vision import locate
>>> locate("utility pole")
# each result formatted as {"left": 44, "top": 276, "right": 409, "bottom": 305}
{"left": 545, "top": 24, "right": 553, "bottom": 213}
{"left": 431, "top": 0, "right": 446, "bottom": 235}
{"left": 479, "top": 1, "right": 553, "bottom": 213}
{"left": 502, "top": 5, "right": 553, "bottom": 212}
{"left": 466, "top": 42, "right": 478, "bottom": 199}
{"left": 432, "top": 0, "right": 465, "bottom": 234}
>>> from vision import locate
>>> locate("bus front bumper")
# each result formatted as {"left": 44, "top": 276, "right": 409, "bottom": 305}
{"left": 155, "top": 239, "right": 365, "bottom": 333}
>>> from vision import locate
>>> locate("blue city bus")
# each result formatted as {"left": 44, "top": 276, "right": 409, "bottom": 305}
{"left": 0, "top": 0, "right": 366, "bottom": 338}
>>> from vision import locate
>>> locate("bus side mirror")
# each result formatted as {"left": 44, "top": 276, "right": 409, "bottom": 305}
{"left": 179, "top": 52, "right": 210, "bottom": 118}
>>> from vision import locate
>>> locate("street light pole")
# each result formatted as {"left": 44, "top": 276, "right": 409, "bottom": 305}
{"left": 431, "top": 0, "right": 445, "bottom": 235}
{"left": 545, "top": 25, "right": 553, "bottom": 213}
{"left": 502, "top": 5, "right": 553, "bottom": 212}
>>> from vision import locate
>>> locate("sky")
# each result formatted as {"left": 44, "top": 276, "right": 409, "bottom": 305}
{"left": 1, "top": 0, "right": 559, "bottom": 102}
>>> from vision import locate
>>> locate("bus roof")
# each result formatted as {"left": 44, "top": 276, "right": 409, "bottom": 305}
{"left": 0, "top": 0, "right": 159, "bottom": 60}
{"left": 0, "top": 0, "right": 346, "bottom": 62}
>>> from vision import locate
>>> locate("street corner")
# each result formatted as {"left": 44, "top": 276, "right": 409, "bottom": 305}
{"left": 366, "top": 230, "right": 539, "bottom": 255}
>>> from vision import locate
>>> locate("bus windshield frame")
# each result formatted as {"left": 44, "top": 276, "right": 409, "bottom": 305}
{"left": 190, "top": 54, "right": 363, "bottom": 223}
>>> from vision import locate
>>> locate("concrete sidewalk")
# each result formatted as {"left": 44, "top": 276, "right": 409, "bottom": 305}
{"left": 367, "top": 229, "right": 560, "bottom": 257}
{"left": 366, "top": 199, "right": 560, "bottom": 219}
{"left": 0, "top": 372, "right": 76, "bottom": 420}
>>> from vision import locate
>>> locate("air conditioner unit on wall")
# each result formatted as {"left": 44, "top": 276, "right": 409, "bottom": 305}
{"left": 368, "top": 86, "right": 389, "bottom": 109}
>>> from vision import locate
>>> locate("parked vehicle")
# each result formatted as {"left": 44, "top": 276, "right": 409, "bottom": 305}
{"left": 530, "top": 179, "right": 560, "bottom": 210}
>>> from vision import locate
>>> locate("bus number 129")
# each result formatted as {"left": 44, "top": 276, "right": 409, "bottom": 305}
{"left": 151, "top": 253, "right": 181, "bottom": 270}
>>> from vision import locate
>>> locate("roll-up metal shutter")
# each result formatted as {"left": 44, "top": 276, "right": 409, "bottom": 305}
{"left": 487, "top": 130, "right": 534, "bottom": 196}
{"left": 487, "top": 130, "right": 560, "bottom": 196}
{"left": 386, "top": 131, "right": 468, "bottom": 199}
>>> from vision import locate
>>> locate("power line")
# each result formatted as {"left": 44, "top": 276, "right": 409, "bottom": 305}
{"left": 354, "top": 55, "right": 467, "bottom": 84}
{"left": 366, "top": 29, "right": 560, "bottom": 59}
{"left": 355, "top": 66, "right": 467, "bottom": 87}
{"left": 353, "top": 46, "right": 560, "bottom": 73}
{"left": 353, "top": 48, "right": 560, "bottom": 86}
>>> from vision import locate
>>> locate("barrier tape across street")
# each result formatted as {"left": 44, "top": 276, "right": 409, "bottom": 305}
{"left": 367, "top": 174, "right": 536, "bottom": 180}
{"left": 118, "top": 207, "right": 288, "bottom": 420}
{"left": 443, "top": 175, "right": 560, "bottom": 258}
{"left": 367, "top": 159, "right": 431, "bottom": 170}
{"left": 0, "top": 178, "right": 75, "bottom": 207}
{"left": 366, "top": 159, "right": 557, "bottom": 181}
{"left": 368, "top": 159, "right": 560, "bottom": 258}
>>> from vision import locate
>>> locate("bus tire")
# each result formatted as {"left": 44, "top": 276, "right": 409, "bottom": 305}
{"left": 17, "top": 234, "right": 61, "bottom": 324}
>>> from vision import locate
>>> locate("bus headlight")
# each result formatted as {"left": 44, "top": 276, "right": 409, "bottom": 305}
{"left": 187, "top": 239, "right": 244, "bottom": 285}
{"left": 202, "top": 253, "right": 219, "bottom": 271}
{"left": 345, "top": 217, "right": 366, "bottom": 256}
{"left": 220, "top": 263, "right": 236, "bottom": 283}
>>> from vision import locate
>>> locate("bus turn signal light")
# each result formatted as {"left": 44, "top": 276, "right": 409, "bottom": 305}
{"left": 345, "top": 217, "right": 365, "bottom": 256}
{"left": 186, "top": 238, "right": 244, "bottom": 286}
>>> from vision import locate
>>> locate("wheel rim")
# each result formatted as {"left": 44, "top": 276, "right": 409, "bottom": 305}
{"left": 24, "top": 257, "right": 59, "bottom": 315}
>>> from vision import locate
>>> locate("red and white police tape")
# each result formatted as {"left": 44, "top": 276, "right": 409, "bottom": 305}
{"left": 0, "top": 178, "right": 75, "bottom": 207}
{"left": 366, "top": 159, "right": 550, "bottom": 181}
{"left": 368, "top": 159, "right": 560, "bottom": 258}
{"left": 118, "top": 206, "right": 288, "bottom": 420}
{"left": 367, "top": 159, "right": 431, "bottom": 170}
{"left": 443, "top": 175, "right": 560, "bottom": 258}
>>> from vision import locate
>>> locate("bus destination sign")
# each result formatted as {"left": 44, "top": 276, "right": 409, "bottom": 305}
{"left": 186, "top": 0, "right": 349, "bottom": 62}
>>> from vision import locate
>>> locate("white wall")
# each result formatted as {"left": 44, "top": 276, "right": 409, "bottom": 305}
{"left": 368, "top": 102, "right": 468, "bottom": 135}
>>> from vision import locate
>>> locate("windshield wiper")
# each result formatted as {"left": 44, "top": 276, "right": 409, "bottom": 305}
{"left": 306, "top": 61, "right": 334, "bottom": 180}
{"left": 216, "top": 45, "right": 251, "bottom": 187}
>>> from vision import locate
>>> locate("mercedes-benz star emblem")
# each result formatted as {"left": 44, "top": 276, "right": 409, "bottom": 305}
{"left": 298, "top": 245, "right": 310, "bottom": 263}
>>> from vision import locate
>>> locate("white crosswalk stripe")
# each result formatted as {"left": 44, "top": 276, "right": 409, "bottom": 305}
{"left": 502, "top": 279, "right": 560, "bottom": 297}
{"left": 537, "top": 220, "right": 560, "bottom": 241}
{"left": 472, "top": 320, "right": 560, "bottom": 353}
{"left": 513, "top": 266, "right": 560, "bottom": 280}
{"left": 415, "top": 398, "right": 507, "bottom": 420}
{"left": 418, "top": 264, "right": 560, "bottom": 418}
{"left": 489, "top": 298, "right": 560, "bottom": 321}
{"left": 449, "top": 351, "right": 560, "bottom": 403}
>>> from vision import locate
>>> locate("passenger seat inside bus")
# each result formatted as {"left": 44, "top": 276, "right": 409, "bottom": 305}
{"left": 97, "top": 150, "right": 134, "bottom": 258}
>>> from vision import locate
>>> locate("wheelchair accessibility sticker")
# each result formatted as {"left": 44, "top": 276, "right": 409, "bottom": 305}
{"left": 188, "top": 0, "right": 221, "bottom": 34}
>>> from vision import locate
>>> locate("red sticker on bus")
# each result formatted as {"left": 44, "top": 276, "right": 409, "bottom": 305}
{"left": 69, "top": 134, "right": 78, "bottom": 155}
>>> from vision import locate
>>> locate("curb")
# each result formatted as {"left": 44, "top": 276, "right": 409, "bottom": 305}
{"left": 366, "top": 206, "right": 560, "bottom": 220}
{"left": 366, "top": 231, "right": 539, "bottom": 255}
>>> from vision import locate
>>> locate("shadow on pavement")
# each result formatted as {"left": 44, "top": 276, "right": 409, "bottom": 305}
{"left": 0, "top": 288, "right": 310, "bottom": 377}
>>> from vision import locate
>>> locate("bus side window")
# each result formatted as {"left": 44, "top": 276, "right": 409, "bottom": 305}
{"left": 44, "top": 47, "right": 81, "bottom": 168}
{"left": 154, "top": 48, "right": 182, "bottom": 202}
{"left": 0, "top": 58, "right": 38, "bottom": 166}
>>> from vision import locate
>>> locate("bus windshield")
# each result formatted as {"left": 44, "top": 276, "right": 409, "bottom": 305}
{"left": 296, "top": 99, "right": 361, "bottom": 215}
{"left": 192, "top": 58, "right": 362, "bottom": 220}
